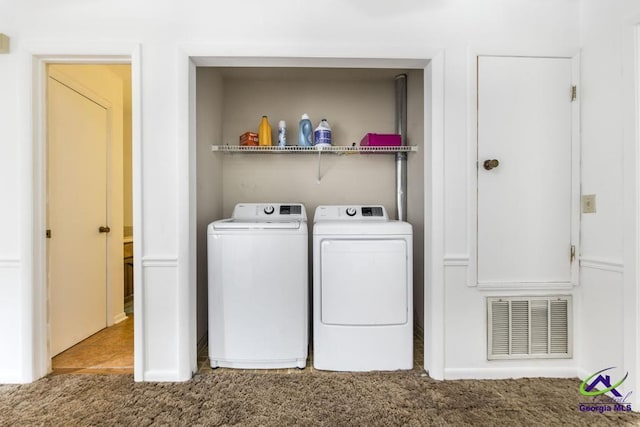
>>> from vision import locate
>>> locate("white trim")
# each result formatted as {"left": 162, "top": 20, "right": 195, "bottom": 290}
{"left": 443, "top": 255, "right": 469, "bottom": 267}
{"left": 0, "top": 259, "right": 20, "bottom": 269}
{"left": 184, "top": 53, "right": 432, "bottom": 69}
{"left": 424, "top": 51, "right": 446, "bottom": 380}
{"left": 636, "top": 22, "right": 640, "bottom": 413}
{"left": 139, "top": 370, "right": 181, "bottom": 382}
{"left": 0, "top": 375, "right": 26, "bottom": 384}
{"left": 467, "top": 48, "right": 581, "bottom": 288}
{"left": 444, "top": 366, "right": 577, "bottom": 380}
{"left": 189, "top": 55, "right": 199, "bottom": 378}
{"left": 185, "top": 53, "right": 199, "bottom": 378}
{"left": 627, "top": 23, "right": 640, "bottom": 413}
{"left": 180, "top": 47, "right": 446, "bottom": 380}
{"left": 141, "top": 257, "right": 179, "bottom": 268}
{"left": 570, "top": 53, "right": 582, "bottom": 287}
{"left": 466, "top": 48, "right": 479, "bottom": 288}
{"left": 129, "top": 44, "right": 143, "bottom": 382}
{"left": 579, "top": 256, "right": 624, "bottom": 273}
{"left": 478, "top": 282, "right": 575, "bottom": 291}
{"left": 178, "top": 49, "right": 197, "bottom": 381}
{"left": 577, "top": 367, "right": 590, "bottom": 382}
{"left": 0, "top": 256, "right": 21, "bottom": 381}
{"left": 194, "top": 57, "right": 430, "bottom": 68}
{"left": 113, "top": 312, "right": 128, "bottom": 324}
{"left": 25, "top": 42, "right": 141, "bottom": 384}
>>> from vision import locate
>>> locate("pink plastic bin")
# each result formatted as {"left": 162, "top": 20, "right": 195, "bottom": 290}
{"left": 359, "top": 133, "right": 401, "bottom": 147}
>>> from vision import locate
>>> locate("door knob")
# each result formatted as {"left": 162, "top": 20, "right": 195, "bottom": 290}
{"left": 99, "top": 226, "right": 111, "bottom": 233}
{"left": 483, "top": 159, "right": 500, "bottom": 170}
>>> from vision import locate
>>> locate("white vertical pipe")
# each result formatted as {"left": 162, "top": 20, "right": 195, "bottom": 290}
{"left": 395, "top": 74, "right": 408, "bottom": 221}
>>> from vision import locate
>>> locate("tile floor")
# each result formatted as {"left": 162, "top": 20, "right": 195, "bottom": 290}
{"left": 51, "top": 315, "right": 134, "bottom": 375}
{"left": 51, "top": 316, "right": 425, "bottom": 376}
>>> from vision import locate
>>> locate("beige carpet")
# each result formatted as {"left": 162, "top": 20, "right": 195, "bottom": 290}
{"left": 1, "top": 371, "right": 640, "bottom": 426}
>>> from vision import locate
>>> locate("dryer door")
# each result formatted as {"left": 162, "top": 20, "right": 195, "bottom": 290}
{"left": 320, "top": 239, "right": 408, "bottom": 326}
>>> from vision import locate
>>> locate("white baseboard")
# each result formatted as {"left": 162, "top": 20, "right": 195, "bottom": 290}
{"left": 141, "top": 370, "right": 190, "bottom": 382}
{"left": 576, "top": 367, "right": 590, "bottom": 381}
{"left": 113, "top": 312, "right": 128, "bottom": 324}
{"left": 0, "top": 374, "right": 28, "bottom": 384}
{"left": 444, "top": 366, "right": 579, "bottom": 380}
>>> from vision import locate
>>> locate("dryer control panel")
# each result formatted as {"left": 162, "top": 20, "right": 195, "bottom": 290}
{"left": 314, "top": 205, "right": 388, "bottom": 221}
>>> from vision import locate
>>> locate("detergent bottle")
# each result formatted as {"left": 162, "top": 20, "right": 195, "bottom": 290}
{"left": 314, "top": 118, "right": 332, "bottom": 147}
{"left": 258, "top": 116, "right": 272, "bottom": 146}
{"left": 278, "top": 120, "right": 287, "bottom": 147}
{"left": 298, "top": 114, "right": 313, "bottom": 147}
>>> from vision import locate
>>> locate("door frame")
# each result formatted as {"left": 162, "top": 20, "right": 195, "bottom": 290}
{"left": 26, "top": 44, "right": 141, "bottom": 379}
{"left": 466, "top": 49, "right": 581, "bottom": 290}
{"left": 179, "top": 49, "right": 446, "bottom": 379}
{"left": 626, "top": 23, "right": 640, "bottom": 415}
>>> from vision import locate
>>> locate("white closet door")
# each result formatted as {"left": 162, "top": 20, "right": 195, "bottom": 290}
{"left": 477, "top": 56, "right": 573, "bottom": 285}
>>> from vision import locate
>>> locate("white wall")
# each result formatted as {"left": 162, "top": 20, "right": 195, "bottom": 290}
{"left": 219, "top": 70, "right": 400, "bottom": 217}
{"left": 0, "top": 0, "right": 597, "bottom": 382}
{"left": 579, "top": 0, "right": 640, "bottom": 408}
{"left": 0, "top": 29, "right": 22, "bottom": 380}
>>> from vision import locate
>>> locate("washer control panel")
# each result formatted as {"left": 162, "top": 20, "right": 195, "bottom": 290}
{"left": 232, "top": 203, "right": 306, "bottom": 220}
{"left": 314, "top": 205, "right": 388, "bottom": 221}
{"left": 263, "top": 205, "right": 275, "bottom": 215}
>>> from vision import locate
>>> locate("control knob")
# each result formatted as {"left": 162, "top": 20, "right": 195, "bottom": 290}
{"left": 346, "top": 207, "right": 357, "bottom": 217}
{"left": 264, "top": 205, "right": 275, "bottom": 215}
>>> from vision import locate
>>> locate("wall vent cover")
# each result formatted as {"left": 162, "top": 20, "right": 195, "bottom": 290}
{"left": 487, "top": 296, "right": 572, "bottom": 360}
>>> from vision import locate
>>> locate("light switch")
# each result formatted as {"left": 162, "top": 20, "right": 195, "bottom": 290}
{"left": 582, "top": 194, "right": 596, "bottom": 214}
{"left": 0, "top": 33, "right": 9, "bottom": 54}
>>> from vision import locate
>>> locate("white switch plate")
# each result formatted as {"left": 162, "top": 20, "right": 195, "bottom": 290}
{"left": 0, "top": 33, "right": 9, "bottom": 54}
{"left": 582, "top": 194, "right": 596, "bottom": 213}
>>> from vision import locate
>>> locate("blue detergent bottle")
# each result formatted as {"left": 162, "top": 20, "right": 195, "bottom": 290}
{"left": 298, "top": 113, "right": 313, "bottom": 147}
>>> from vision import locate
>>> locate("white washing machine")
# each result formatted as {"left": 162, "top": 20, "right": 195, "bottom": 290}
{"left": 207, "top": 203, "right": 308, "bottom": 369}
{"left": 313, "top": 205, "right": 413, "bottom": 371}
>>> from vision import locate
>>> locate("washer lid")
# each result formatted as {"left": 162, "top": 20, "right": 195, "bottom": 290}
{"left": 213, "top": 219, "right": 303, "bottom": 230}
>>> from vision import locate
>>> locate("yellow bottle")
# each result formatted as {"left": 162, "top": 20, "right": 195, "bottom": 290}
{"left": 258, "top": 116, "right": 272, "bottom": 146}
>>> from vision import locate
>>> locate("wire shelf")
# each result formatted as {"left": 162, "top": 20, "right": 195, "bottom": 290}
{"left": 210, "top": 145, "right": 418, "bottom": 154}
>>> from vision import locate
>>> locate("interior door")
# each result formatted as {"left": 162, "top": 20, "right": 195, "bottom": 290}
{"left": 48, "top": 75, "right": 109, "bottom": 356}
{"left": 477, "top": 56, "right": 574, "bottom": 285}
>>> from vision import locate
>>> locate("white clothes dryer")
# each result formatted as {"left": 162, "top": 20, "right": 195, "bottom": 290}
{"left": 207, "top": 203, "right": 308, "bottom": 369}
{"left": 313, "top": 205, "right": 413, "bottom": 371}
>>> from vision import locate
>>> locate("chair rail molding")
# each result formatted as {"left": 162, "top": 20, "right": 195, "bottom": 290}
{"left": 141, "top": 256, "right": 179, "bottom": 268}
{"left": 443, "top": 254, "right": 469, "bottom": 267}
{"left": 0, "top": 258, "right": 20, "bottom": 269}
{"left": 579, "top": 256, "right": 624, "bottom": 274}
